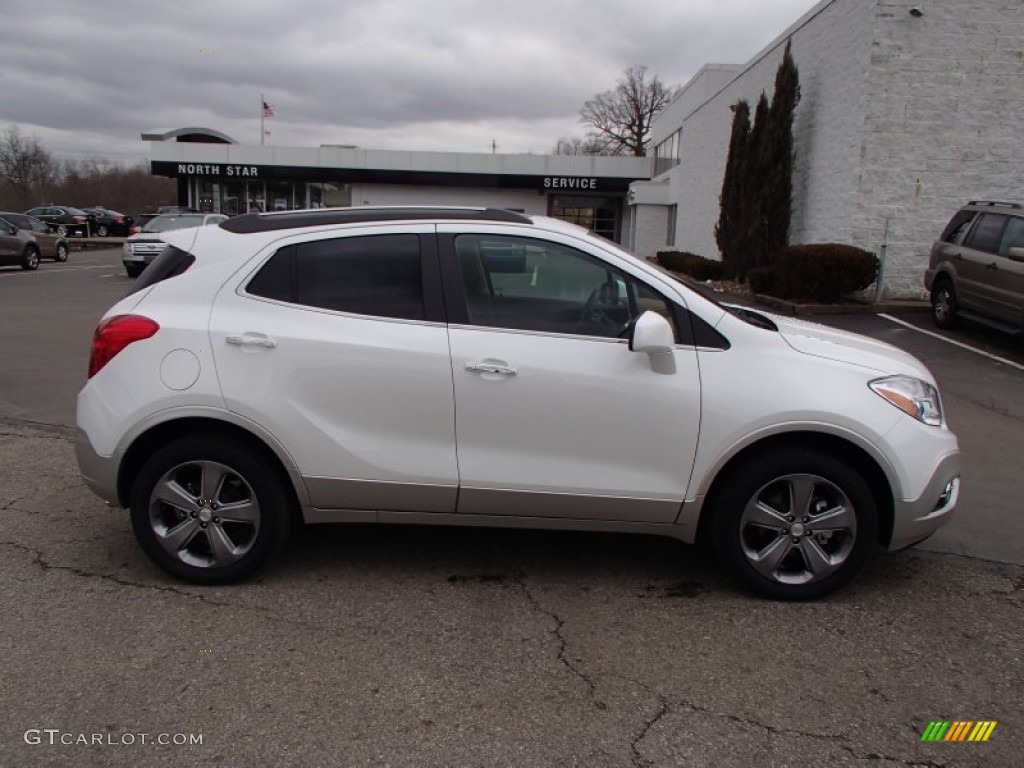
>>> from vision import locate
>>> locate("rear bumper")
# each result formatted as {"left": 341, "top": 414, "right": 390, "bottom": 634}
{"left": 75, "top": 427, "right": 120, "bottom": 507}
{"left": 888, "top": 450, "right": 960, "bottom": 550}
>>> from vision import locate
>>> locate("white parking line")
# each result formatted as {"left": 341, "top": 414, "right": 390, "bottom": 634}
{"left": 0, "top": 265, "right": 113, "bottom": 277}
{"left": 878, "top": 313, "right": 1024, "bottom": 372}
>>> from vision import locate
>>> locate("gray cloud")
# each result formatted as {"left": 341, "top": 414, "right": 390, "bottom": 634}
{"left": 1, "top": 0, "right": 816, "bottom": 161}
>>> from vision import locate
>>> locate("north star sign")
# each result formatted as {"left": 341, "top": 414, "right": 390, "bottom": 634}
{"left": 543, "top": 177, "right": 598, "bottom": 190}
{"left": 177, "top": 164, "right": 259, "bottom": 177}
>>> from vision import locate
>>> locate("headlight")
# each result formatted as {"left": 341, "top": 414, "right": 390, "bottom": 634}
{"left": 869, "top": 375, "right": 942, "bottom": 426}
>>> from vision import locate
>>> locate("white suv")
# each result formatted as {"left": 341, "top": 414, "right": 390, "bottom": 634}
{"left": 76, "top": 207, "right": 960, "bottom": 599}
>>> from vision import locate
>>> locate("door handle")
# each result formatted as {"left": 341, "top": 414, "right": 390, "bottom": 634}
{"left": 985, "top": 262, "right": 998, "bottom": 270}
{"left": 465, "top": 362, "right": 517, "bottom": 376}
{"left": 226, "top": 334, "right": 277, "bottom": 348}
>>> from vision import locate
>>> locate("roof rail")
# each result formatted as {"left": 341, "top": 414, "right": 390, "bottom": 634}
{"left": 967, "top": 200, "right": 1023, "bottom": 210}
{"left": 219, "top": 206, "right": 533, "bottom": 234}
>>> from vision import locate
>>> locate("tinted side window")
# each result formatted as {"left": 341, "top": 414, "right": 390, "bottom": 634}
{"left": 965, "top": 214, "right": 1007, "bottom": 255}
{"left": 941, "top": 210, "right": 975, "bottom": 243}
{"left": 454, "top": 234, "right": 676, "bottom": 340}
{"left": 249, "top": 235, "right": 425, "bottom": 321}
{"left": 998, "top": 216, "right": 1024, "bottom": 256}
{"left": 246, "top": 246, "right": 293, "bottom": 301}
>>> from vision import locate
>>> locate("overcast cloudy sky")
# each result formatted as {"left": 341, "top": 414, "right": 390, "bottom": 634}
{"left": 2, "top": 0, "right": 817, "bottom": 164}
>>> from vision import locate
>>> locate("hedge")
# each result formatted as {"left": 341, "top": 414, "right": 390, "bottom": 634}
{"left": 654, "top": 251, "right": 726, "bottom": 281}
{"left": 748, "top": 243, "right": 878, "bottom": 302}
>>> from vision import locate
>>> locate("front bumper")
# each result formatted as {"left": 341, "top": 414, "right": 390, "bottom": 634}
{"left": 888, "top": 450, "right": 960, "bottom": 550}
{"left": 75, "top": 427, "right": 120, "bottom": 507}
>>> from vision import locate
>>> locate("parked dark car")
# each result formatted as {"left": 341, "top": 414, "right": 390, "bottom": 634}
{"left": 24, "top": 206, "right": 92, "bottom": 237}
{"left": 82, "top": 207, "right": 133, "bottom": 237}
{"left": 0, "top": 212, "right": 69, "bottom": 263}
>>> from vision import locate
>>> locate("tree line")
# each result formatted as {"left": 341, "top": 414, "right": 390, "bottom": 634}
{"left": 0, "top": 126, "right": 175, "bottom": 216}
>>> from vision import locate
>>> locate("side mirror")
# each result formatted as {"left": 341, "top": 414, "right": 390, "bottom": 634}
{"left": 629, "top": 311, "right": 675, "bottom": 355}
{"left": 1007, "top": 246, "right": 1024, "bottom": 262}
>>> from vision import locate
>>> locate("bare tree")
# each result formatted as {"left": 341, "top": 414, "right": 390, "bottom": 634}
{"left": 0, "top": 126, "right": 54, "bottom": 209}
{"left": 579, "top": 66, "right": 677, "bottom": 157}
{"left": 551, "top": 135, "right": 610, "bottom": 156}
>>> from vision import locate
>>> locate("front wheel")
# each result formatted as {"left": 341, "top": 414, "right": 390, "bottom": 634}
{"left": 96, "top": 224, "right": 109, "bottom": 237}
{"left": 21, "top": 247, "right": 40, "bottom": 270}
{"left": 125, "top": 263, "right": 143, "bottom": 278}
{"left": 54, "top": 243, "right": 68, "bottom": 262}
{"left": 130, "top": 435, "right": 293, "bottom": 584}
{"left": 711, "top": 448, "right": 878, "bottom": 600}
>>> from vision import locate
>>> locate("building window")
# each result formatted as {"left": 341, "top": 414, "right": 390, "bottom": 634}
{"left": 667, "top": 205, "right": 677, "bottom": 247}
{"left": 653, "top": 130, "right": 681, "bottom": 177}
{"left": 549, "top": 195, "right": 619, "bottom": 241}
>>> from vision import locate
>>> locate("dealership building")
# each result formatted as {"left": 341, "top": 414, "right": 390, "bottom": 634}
{"left": 145, "top": 0, "right": 1022, "bottom": 298}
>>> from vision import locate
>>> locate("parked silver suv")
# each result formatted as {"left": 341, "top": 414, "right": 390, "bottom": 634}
{"left": 925, "top": 200, "right": 1024, "bottom": 333}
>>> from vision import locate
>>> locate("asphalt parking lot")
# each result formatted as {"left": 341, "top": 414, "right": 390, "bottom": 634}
{"left": 1, "top": 249, "right": 1021, "bottom": 767}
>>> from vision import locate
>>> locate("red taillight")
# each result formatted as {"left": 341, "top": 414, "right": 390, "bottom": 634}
{"left": 113, "top": 216, "right": 123, "bottom": 223}
{"left": 129, "top": 225, "right": 139, "bottom": 234}
{"left": 72, "top": 215, "right": 85, "bottom": 223}
{"left": 88, "top": 315, "right": 159, "bottom": 379}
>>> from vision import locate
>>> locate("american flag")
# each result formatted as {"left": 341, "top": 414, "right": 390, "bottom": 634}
{"left": 262, "top": 101, "right": 275, "bottom": 118}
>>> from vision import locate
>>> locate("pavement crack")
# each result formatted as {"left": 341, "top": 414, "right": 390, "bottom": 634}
{"left": 630, "top": 697, "right": 669, "bottom": 768}
{"left": 0, "top": 540, "right": 232, "bottom": 604}
{"left": 510, "top": 573, "right": 601, "bottom": 705}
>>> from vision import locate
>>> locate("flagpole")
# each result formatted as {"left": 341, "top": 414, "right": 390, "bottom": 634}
{"left": 260, "top": 93, "right": 265, "bottom": 146}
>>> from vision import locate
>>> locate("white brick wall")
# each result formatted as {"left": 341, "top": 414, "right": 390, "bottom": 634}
{"left": 638, "top": 0, "right": 1024, "bottom": 298}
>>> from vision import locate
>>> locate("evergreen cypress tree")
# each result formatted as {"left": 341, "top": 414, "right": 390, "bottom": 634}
{"left": 761, "top": 40, "right": 801, "bottom": 268}
{"left": 715, "top": 99, "right": 750, "bottom": 277}
{"left": 735, "top": 92, "right": 770, "bottom": 279}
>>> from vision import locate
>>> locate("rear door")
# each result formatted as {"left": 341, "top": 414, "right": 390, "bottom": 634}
{"left": 210, "top": 225, "right": 459, "bottom": 514}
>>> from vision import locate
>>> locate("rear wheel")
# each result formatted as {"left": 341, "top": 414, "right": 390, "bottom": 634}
{"left": 56, "top": 224, "right": 68, "bottom": 237}
{"left": 931, "top": 279, "right": 958, "bottom": 330}
{"left": 130, "top": 435, "right": 293, "bottom": 584}
{"left": 96, "top": 224, "right": 109, "bottom": 237}
{"left": 20, "top": 246, "right": 40, "bottom": 271}
{"left": 54, "top": 243, "right": 68, "bottom": 262}
{"left": 125, "top": 263, "right": 143, "bottom": 278}
{"left": 711, "top": 448, "right": 878, "bottom": 600}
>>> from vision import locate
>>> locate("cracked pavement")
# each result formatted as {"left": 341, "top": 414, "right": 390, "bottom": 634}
{"left": 1, "top": 250, "right": 1022, "bottom": 766}
{"left": 0, "top": 421, "right": 1021, "bottom": 767}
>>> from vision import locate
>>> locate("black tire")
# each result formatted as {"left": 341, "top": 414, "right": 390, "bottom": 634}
{"left": 20, "top": 246, "right": 40, "bottom": 271}
{"left": 931, "top": 279, "right": 958, "bottom": 330}
{"left": 54, "top": 243, "right": 68, "bottom": 262}
{"left": 129, "top": 434, "right": 293, "bottom": 584}
{"left": 710, "top": 448, "right": 878, "bottom": 600}
{"left": 125, "top": 263, "right": 143, "bottom": 278}
{"left": 96, "top": 224, "right": 109, "bottom": 237}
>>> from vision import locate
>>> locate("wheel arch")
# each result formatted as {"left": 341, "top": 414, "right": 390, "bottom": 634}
{"left": 116, "top": 415, "right": 308, "bottom": 524}
{"left": 693, "top": 431, "right": 895, "bottom": 548}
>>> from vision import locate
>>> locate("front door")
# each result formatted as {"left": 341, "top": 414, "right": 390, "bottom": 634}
{"left": 440, "top": 228, "right": 700, "bottom": 523}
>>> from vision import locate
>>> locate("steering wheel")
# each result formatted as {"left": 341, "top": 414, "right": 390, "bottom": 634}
{"left": 578, "top": 285, "right": 629, "bottom": 337}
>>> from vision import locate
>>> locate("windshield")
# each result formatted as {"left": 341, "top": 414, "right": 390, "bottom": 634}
{"left": 142, "top": 215, "right": 205, "bottom": 233}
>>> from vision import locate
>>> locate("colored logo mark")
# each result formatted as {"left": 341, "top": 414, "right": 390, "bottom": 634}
{"left": 921, "top": 721, "right": 997, "bottom": 742}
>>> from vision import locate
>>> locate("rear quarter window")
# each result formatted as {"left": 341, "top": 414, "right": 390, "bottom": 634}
{"left": 940, "top": 210, "right": 975, "bottom": 243}
{"left": 125, "top": 246, "right": 195, "bottom": 296}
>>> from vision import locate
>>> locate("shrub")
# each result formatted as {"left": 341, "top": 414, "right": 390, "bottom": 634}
{"left": 655, "top": 251, "right": 726, "bottom": 281}
{"left": 748, "top": 243, "right": 878, "bottom": 302}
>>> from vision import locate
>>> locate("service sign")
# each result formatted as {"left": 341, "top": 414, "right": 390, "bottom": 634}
{"left": 543, "top": 177, "right": 598, "bottom": 190}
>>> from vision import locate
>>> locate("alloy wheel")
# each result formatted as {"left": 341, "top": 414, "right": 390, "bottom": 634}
{"left": 738, "top": 473, "right": 857, "bottom": 586}
{"left": 147, "top": 460, "right": 261, "bottom": 569}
